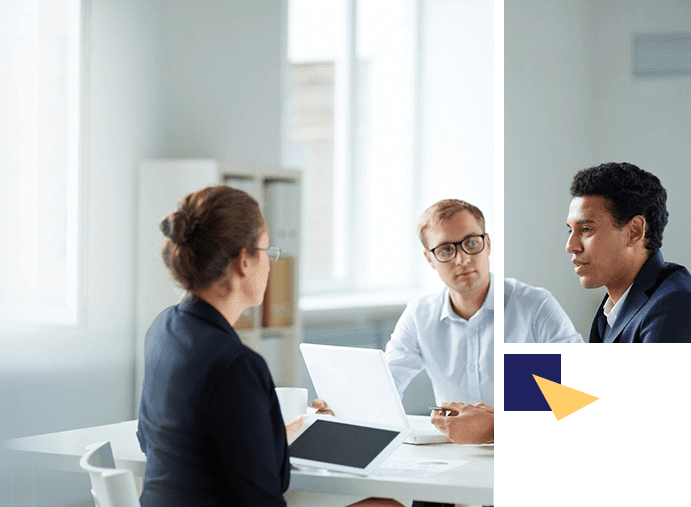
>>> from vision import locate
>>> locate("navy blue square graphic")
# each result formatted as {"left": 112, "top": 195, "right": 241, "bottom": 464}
{"left": 505, "top": 354, "right": 561, "bottom": 411}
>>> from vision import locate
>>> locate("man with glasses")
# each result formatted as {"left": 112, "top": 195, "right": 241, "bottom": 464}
{"left": 310, "top": 201, "right": 579, "bottom": 507}
{"left": 383, "top": 199, "right": 581, "bottom": 437}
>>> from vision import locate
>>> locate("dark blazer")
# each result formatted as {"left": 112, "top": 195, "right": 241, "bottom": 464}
{"left": 137, "top": 297, "right": 290, "bottom": 506}
{"left": 588, "top": 251, "right": 691, "bottom": 343}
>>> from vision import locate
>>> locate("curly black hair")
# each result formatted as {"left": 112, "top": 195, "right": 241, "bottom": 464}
{"left": 570, "top": 162, "right": 668, "bottom": 252}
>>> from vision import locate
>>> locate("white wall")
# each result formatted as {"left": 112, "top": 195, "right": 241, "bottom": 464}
{"left": 155, "top": 0, "right": 284, "bottom": 165}
{"left": 590, "top": 0, "right": 691, "bottom": 271}
{"left": 505, "top": 0, "right": 691, "bottom": 337}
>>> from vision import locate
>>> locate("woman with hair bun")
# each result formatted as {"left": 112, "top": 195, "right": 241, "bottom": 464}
{"left": 136, "top": 185, "right": 298, "bottom": 507}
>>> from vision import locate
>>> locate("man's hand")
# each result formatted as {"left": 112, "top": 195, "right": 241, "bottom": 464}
{"left": 431, "top": 402, "right": 494, "bottom": 444}
{"left": 312, "top": 399, "right": 334, "bottom": 416}
{"left": 285, "top": 416, "right": 304, "bottom": 440}
{"left": 473, "top": 402, "right": 494, "bottom": 413}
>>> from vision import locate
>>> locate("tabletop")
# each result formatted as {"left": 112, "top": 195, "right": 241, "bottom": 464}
{"left": 4, "top": 418, "right": 493, "bottom": 505}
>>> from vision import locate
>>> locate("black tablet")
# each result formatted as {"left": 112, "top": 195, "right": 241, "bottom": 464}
{"left": 288, "top": 415, "right": 412, "bottom": 475}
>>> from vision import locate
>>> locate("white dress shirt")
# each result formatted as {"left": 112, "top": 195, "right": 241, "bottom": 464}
{"left": 602, "top": 284, "right": 633, "bottom": 338}
{"left": 385, "top": 275, "right": 495, "bottom": 406}
{"left": 504, "top": 278, "right": 584, "bottom": 343}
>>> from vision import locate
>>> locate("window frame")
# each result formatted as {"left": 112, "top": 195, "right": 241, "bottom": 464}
{"left": 284, "top": 0, "right": 426, "bottom": 305}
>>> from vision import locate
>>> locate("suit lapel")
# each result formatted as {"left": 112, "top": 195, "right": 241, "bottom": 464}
{"left": 605, "top": 251, "right": 665, "bottom": 343}
{"left": 606, "top": 290, "right": 647, "bottom": 343}
{"left": 588, "top": 295, "right": 608, "bottom": 343}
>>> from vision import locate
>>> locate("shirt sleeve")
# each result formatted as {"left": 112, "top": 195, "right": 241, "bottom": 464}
{"left": 384, "top": 303, "right": 426, "bottom": 398}
{"left": 207, "top": 352, "right": 289, "bottom": 506}
{"left": 532, "top": 291, "right": 584, "bottom": 343}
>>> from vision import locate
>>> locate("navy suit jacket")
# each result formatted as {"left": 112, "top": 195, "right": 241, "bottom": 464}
{"left": 588, "top": 251, "right": 691, "bottom": 343}
{"left": 137, "top": 297, "right": 290, "bottom": 506}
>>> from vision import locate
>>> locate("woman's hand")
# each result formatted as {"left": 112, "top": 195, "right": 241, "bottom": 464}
{"left": 285, "top": 416, "right": 304, "bottom": 440}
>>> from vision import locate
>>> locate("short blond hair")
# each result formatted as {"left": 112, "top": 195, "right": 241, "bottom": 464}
{"left": 417, "top": 199, "right": 485, "bottom": 249}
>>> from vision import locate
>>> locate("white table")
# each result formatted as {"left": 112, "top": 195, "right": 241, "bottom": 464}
{"left": 4, "top": 419, "right": 493, "bottom": 506}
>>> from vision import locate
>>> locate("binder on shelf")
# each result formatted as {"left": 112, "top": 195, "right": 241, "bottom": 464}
{"left": 264, "top": 181, "right": 299, "bottom": 256}
{"left": 262, "top": 257, "right": 294, "bottom": 328}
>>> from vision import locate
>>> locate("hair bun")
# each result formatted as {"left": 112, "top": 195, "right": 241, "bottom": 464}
{"left": 160, "top": 212, "right": 198, "bottom": 244}
{"left": 160, "top": 216, "right": 172, "bottom": 238}
{"left": 179, "top": 217, "right": 199, "bottom": 244}
{"left": 160, "top": 186, "right": 263, "bottom": 292}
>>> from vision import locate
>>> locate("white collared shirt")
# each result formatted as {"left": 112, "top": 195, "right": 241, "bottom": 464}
{"left": 504, "top": 278, "right": 584, "bottom": 343}
{"left": 385, "top": 275, "right": 495, "bottom": 406}
{"left": 603, "top": 284, "right": 633, "bottom": 330}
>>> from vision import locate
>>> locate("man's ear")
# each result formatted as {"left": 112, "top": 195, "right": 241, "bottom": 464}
{"left": 423, "top": 249, "right": 436, "bottom": 269}
{"left": 485, "top": 233, "right": 491, "bottom": 255}
{"left": 627, "top": 215, "right": 646, "bottom": 247}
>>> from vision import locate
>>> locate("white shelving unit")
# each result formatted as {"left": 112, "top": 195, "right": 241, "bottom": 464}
{"left": 135, "top": 159, "right": 302, "bottom": 412}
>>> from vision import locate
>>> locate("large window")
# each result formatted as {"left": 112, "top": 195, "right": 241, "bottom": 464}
{"left": 286, "top": 0, "right": 419, "bottom": 301}
{"left": 0, "top": 0, "right": 82, "bottom": 324}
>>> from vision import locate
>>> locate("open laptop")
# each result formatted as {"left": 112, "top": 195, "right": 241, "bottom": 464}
{"left": 300, "top": 343, "right": 452, "bottom": 444}
{"left": 288, "top": 414, "right": 411, "bottom": 475}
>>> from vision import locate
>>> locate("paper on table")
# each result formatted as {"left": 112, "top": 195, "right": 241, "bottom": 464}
{"left": 372, "top": 458, "right": 470, "bottom": 479}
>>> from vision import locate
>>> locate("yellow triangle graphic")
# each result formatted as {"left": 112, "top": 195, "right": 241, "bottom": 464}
{"left": 533, "top": 375, "right": 599, "bottom": 421}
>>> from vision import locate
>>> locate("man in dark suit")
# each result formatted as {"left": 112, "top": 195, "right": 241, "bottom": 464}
{"left": 565, "top": 162, "right": 691, "bottom": 343}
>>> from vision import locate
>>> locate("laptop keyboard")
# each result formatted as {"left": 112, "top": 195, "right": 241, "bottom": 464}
{"left": 412, "top": 426, "right": 445, "bottom": 437}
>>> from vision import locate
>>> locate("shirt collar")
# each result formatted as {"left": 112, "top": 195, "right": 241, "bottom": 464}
{"left": 441, "top": 273, "right": 494, "bottom": 321}
{"left": 602, "top": 284, "right": 633, "bottom": 329}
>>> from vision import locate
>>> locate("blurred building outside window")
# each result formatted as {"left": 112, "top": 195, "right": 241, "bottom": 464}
{"left": 285, "top": 0, "right": 421, "bottom": 307}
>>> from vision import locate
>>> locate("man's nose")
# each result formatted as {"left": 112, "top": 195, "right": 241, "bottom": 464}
{"left": 454, "top": 248, "right": 471, "bottom": 264}
{"left": 566, "top": 232, "right": 580, "bottom": 254}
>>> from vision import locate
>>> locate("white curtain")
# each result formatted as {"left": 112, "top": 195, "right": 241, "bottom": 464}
{"left": 0, "top": 0, "right": 80, "bottom": 324}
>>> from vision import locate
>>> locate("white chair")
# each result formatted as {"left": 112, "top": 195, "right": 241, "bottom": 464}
{"left": 79, "top": 441, "right": 140, "bottom": 507}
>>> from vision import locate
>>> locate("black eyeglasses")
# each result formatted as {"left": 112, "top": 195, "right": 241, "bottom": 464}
{"left": 429, "top": 234, "right": 486, "bottom": 263}
{"left": 258, "top": 246, "right": 281, "bottom": 262}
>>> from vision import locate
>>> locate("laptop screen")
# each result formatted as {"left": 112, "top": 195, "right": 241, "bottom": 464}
{"left": 299, "top": 343, "right": 410, "bottom": 428}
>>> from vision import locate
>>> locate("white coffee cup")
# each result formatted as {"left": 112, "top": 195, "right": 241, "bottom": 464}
{"left": 275, "top": 387, "right": 308, "bottom": 423}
